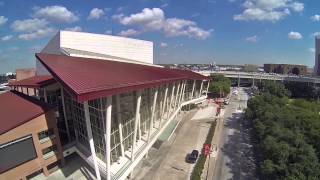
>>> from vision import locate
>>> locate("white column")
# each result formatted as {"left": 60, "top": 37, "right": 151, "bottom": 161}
{"left": 104, "top": 97, "right": 112, "bottom": 180}
{"left": 199, "top": 80, "right": 204, "bottom": 97}
{"left": 116, "top": 94, "right": 125, "bottom": 157}
{"left": 160, "top": 85, "right": 169, "bottom": 127}
{"left": 173, "top": 83, "right": 180, "bottom": 109}
{"left": 179, "top": 81, "right": 186, "bottom": 105}
{"left": 44, "top": 88, "right": 48, "bottom": 103}
{"left": 168, "top": 84, "right": 176, "bottom": 117}
{"left": 131, "top": 90, "right": 141, "bottom": 161}
{"left": 60, "top": 88, "right": 71, "bottom": 141}
{"left": 206, "top": 80, "right": 210, "bottom": 96}
{"left": 84, "top": 101, "right": 101, "bottom": 180}
{"left": 148, "top": 89, "right": 158, "bottom": 142}
{"left": 190, "top": 80, "right": 196, "bottom": 100}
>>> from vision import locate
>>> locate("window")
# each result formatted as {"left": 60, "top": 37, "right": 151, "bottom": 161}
{"left": 38, "top": 129, "right": 54, "bottom": 141}
{"left": 0, "top": 135, "right": 37, "bottom": 173}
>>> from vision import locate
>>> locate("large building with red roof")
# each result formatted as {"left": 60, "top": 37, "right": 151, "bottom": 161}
{"left": 4, "top": 31, "right": 210, "bottom": 180}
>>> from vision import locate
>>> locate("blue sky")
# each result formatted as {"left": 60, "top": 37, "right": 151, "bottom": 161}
{"left": 0, "top": 0, "right": 319, "bottom": 73}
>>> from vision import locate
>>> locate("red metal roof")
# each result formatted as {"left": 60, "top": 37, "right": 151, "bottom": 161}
{"left": 8, "top": 75, "right": 55, "bottom": 88}
{"left": 36, "top": 53, "right": 208, "bottom": 102}
{"left": 0, "top": 91, "right": 53, "bottom": 135}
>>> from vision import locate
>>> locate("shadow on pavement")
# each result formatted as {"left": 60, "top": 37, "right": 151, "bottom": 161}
{"left": 220, "top": 112, "right": 258, "bottom": 180}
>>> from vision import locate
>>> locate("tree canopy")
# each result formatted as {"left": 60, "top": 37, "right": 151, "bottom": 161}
{"left": 245, "top": 82, "right": 320, "bottom": 180}
{"left": 208, "top": 74, "right": 231, "bottom": 97}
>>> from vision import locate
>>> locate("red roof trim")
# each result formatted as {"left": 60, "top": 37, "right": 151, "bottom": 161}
{"left": 8, "top": 75, "right": 56, "bottom": 88}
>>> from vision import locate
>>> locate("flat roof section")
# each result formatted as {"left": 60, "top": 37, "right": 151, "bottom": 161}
{"left": 8, "top": 75, "right": 55, "bottom": 88}
{"left": 0, "top": 91, "right": 53, "bottom": 135}
{"left": 36, "top": 53, "right": 208, "bottom": 102}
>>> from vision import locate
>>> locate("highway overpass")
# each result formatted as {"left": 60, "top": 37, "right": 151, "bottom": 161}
{"left": 197, "top": 71, "right": 320, "bottom": 85}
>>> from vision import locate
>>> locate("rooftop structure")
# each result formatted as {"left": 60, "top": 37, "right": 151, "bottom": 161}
{"left": 37, "top": 31, "right": 154, "bottom": 75}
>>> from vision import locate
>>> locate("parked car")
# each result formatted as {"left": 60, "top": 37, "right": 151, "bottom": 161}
{"left": 187, "top": 150, "right": 199, "bottom": 163}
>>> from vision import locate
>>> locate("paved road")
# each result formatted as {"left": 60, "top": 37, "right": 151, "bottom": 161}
{"left": 212, "top": 88, "right": 257, "bottom": 180}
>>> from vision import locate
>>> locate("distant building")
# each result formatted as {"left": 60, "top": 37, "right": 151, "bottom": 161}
{"left": 16, "top": 68, "right": 36, "bottom": 81}
{"left": 264, "top": 64, "right": 307, "bottom": 75}
{"left": 243, "top": 64, "right": 259, "bottom": 72}
{"left": 315, "top": 37, "right": 320, "bottom": 76}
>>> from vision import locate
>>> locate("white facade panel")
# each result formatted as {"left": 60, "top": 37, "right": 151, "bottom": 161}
{"left": 37, "top": 32, "right": 61, "bottom": 75}
{"left": 60, "top": 31, "right": 153, "bottom": 64}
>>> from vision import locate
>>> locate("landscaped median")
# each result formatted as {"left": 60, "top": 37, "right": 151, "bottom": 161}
{"left": 191, "top": 121, "right": 216, "bottom": 180}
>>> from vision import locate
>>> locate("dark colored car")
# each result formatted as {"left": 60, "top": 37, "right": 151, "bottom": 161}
{"left": 187, "top": 150, "right": 199, "bottom": 163}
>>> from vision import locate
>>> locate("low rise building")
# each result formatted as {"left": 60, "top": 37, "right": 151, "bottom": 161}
{"left": 0, "top": 91, "right": 64, "bottom": 179}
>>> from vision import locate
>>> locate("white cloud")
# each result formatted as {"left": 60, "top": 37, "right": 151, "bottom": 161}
{"left": 288, "top": 31, "right": 302, "bottom": 40}
{"left": 18, "top": 27, "right": 56, "bottom": 40}
{"left": 234, "top": 8, "right": 290, "bottom": 22}
{"left": 160, "top": 42, "right": 168, "bottom": 47}
{"left": 0, "top": 16, "right": 8, "bottom": 26}
{"left": 105, "top": 30, "right": 112, "bottom": 34}
{"left": 309, "top": 48, "right": 315, "bottom": 53}
{"left": 118, "top": 29, "right": 141, "bottom": 37}
{"left": 11, "top": 18, "right": 48, "bottom": 32}
{"left": 234, "top": 0, "right": 304, "bottom": 22}
{"left": 64, "top": 26, "right": 82, "bottom": 32}
{"left": 88, "top": 8, "right": 105, "bottom": 20}
{"left": 113, "top": 8, "right": 212, "bottom": 40}
{"left": 311, "top": 15, "right": 320, "bottom": 22}
{"left": 1, "top": 35, "right": 13, "bottom": 41}
{"left": 161, "top": 3, "right": 168, "bottom": 8}
{"left": 245, "top": 35, "right": 258, "bottom": 43}
{"left": 33, "top": 5, "right": 79, "bottom": 23}
{"left": 290, "top": 2, "right": 304, "bottom": 12}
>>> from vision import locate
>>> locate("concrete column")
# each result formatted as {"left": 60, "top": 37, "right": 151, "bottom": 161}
{"left": 190, "top": 80, "right": 196, "bottom": 100}
{"left": 238, "top": 73, "right": 240, "bottom": 88}
{"left": 177, "top": 81, "right": 184, "bottom": 106}
{"left": 26, "top": 88, "right": 29, "bottom": 96}
{"left": 206, "top": 80, "right": 210, "bottom": 96}
{"left": 84, "top": 101, "right": 101, "bottom": 180}
{"left": 160, "top": 85, "right": 169, "bottom": 127}
{"left": 180, "top": 80, "right": 186, "bottom": 103}
{"left": 104, "top": 97, "right": 112, "bottom": 180}
{"left": 131, "top": 90, "right": 141, "bottom": 161}
{"left": 34, "top": 88, "right": 37, "bottom": 97}
{"left": 173, "top": 83, "right": 180, "bottom": 108}
{"left": 116, "top": 94, "right": 125, "bottom": 157}
{"left": 252, "top": 76, "right": 255, "bottom": 87}
{"left": 148, "top": 89, "right": 158, "bottom": 142}
{"left": 44, "top": 88, "right": 48, "bottom": 103}
{"left": 60, "top": 88, "right": 71, "bottom": 141}
{"left": 168, "top": 84, "right": 176, "bottom": 117}
{"left": 199, "top": 81, "right": 203, "bottom": 97}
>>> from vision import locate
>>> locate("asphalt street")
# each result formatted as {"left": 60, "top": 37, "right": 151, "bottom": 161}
{"left": 212, "top": 87, "right": 257, "bottom": 180}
